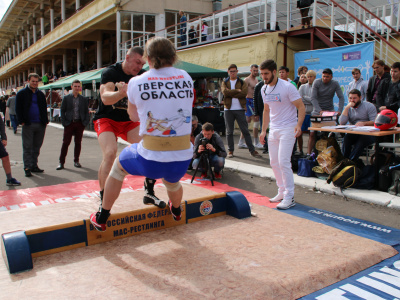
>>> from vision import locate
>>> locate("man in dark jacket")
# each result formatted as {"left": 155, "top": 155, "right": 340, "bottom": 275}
{"left": 15, "top": 73, "right": 49, "bottom": 177}
{"left": 253, "top": 80, "right": 268, "bottom": 153}
{"left": 376, "top": 62, "right": 400, "bottom": 113}
{"left": 192, "top": 122, "right": 227, "bottom": 179}
{"left": 366, "top": 59, "right": 391, "bottom": 110}
{"left": 57, "top": 79, "right": 90, "bottom": 170}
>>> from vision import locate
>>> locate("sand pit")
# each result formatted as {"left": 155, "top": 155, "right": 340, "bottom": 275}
{"left": 0, "top": 183, "right": 397, "bottom": 299}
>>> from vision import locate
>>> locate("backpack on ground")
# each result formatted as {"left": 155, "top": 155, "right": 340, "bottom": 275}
{"left": 331, "top": 165, "right": 361, "bottom": 189}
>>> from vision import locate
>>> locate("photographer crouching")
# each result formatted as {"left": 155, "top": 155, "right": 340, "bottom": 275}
{"left": 193, "top": 122, "right": 227, "bottom": 179}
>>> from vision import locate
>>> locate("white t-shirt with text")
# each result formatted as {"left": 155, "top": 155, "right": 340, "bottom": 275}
{"left": 127, "top": 67, "right": 194, "bottom": 162}
{"left": 261, "top": 78, "right": 301, "bottom": 129}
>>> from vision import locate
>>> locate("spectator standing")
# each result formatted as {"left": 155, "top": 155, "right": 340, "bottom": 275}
{"left": 42, "top": 73, "right": 49, "bottom": 85}
{"left": 221, "top": 64, "right": 261, "bottom": 158}
{"left": 297, "top": 0, "right": 312, "bottom": 28}
{"left": 0, "top": 116, "right": 21, "bottom": 186}
{"left": 4, "top": 95, "right": 11, "bottom": 128}
{"left": 376, "top": 62, "right": 400, "bottom": 113}
{"left": 190, "top": 115, "right": 202, "bottom": 144}
{"left": 298, "top": 70, "right": 316, "bottom": 156}
{"left": 201, "top": 21, "right": 208, "bottom": 42}
{"left": 293, "top": 65, "right": 308, "bottom": 86}
{"left": 311, "top": 68, "right": 345, "bottom": 115}
{"left": 6, "top": 91, "right": 18, "bottom": 134}
{"left": 339, "top": 89, "right": 377, "bottom": 160}
{"left": 310, "top": 68, "right": 344, "bottom": 152}
{"left": 348, "top": 68, "right": 368, "bottom": 102}
{"left": 179, "top": 11, "right": 187, "bottom": 46}
{"left": 15, "top": 73, "right": 49, "bottom": 177}
{"left": 298, "top": 73, "right": 308, "bottom": 90}
{"left": 188, "top": 25, "right": 197, "bottom": 44}
{"left": 367, "top": 60, "right": 391, "bottom": 110}
{"left": 278, "top": 66, "right": 297, "bottom": 88}
{"left": 259, "top": 59, "right": 305, "bottom": 209}
{"left": 239, "top": 64, "right": 263, "bottom": 150}
{"left": 192, "top": 122, "right": 227, "bottom": 179}
{"left": 253, "top": 79, "right": 268, "bottom": 153}
{"left": 56, "top": 80, "right": 90, "bottom": 170}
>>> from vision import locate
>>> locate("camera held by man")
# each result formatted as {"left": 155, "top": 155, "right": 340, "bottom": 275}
{"left": 192, "top": 122, "right": 227, "bottom": 179}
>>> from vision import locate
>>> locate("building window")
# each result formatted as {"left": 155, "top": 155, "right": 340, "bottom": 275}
{"left": 120, "top": 12, "right": 156, "bottom": 49}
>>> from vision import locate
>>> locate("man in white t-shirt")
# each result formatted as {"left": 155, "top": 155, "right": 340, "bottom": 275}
{"left": 259, "top": 60, "right": 305, "bottom": 210}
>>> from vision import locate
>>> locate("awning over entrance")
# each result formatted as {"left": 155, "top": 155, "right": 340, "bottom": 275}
{"left": 39, "top": 69, "right": 103, "bottom": 90}
{"left": 39, "top": 61, "right": 227, "bottom": 90}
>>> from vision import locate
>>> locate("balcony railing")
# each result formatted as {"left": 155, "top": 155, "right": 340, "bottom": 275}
{"left": 119, "top": 0, "right": 400, "bottom": 66}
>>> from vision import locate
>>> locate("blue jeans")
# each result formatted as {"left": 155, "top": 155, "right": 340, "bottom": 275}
{"left": 192, "top": 153, "right": 225, "bottom": 173}
{"left": 342, "top": 134, "right": 375, "bottom": 161}
{"left": 10, "top": 114, "right": 18, "bottom": 132}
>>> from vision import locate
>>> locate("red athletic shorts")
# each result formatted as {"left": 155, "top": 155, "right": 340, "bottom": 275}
{"left": 94, "top": 118, "right": 140, "bottom": 142}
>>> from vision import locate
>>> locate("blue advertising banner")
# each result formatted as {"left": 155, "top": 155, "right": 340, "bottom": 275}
{"left": 281, "top": 204, "right": 400, "bottom": 300}
{"left": 294, "top": 42, "right": 375, "bottom": 110}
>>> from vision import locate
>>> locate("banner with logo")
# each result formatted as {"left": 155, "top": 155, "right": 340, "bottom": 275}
{"left": 294, "top": 42, "right": 375, "bottom": 110}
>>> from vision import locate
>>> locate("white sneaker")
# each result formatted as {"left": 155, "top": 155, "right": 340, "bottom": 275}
{"left": 238, "top": 142, "right": 248, "bottom": 149}
{"left": 269, "top": 194, "right": 284, "bottom": 203}
{"left": 277, "top": 198, "right": 296, "bottom": 210}
{"left": 255, "top": 142, "right": 264, "bottom": 149}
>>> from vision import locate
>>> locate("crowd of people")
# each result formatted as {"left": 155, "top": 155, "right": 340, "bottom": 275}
{"left": 1, "top": 42, "right": 399, "bottom": 221}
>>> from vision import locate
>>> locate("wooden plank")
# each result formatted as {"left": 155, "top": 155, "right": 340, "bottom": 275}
{"left": 86, "top": 205, "right": 186, "bottom": 246}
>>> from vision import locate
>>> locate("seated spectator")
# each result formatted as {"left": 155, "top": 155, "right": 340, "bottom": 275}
{"left": 192, "top": 122, "right": 227, "bottom": 179}
{"left": 339, "top": 89, "right": 377, "bottom": 160}
{"left": 348, "top": 68, "right": 368, "bottom": 102}
{"left": 298, "top": 70, "right": 316, "bottom": 156}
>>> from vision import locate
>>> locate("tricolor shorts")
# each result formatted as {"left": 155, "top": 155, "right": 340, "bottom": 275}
{"left": 245, "top": 98, "right": 255, "bottom": 117}
{"left": 94, "top": 118, "right": 140, "bottom": 142}
{"left": 119, "top": 143, "right": 191, "bottom": 183}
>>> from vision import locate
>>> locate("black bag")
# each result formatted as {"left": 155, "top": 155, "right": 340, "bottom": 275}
{"left": 331, "top": 165, "right": 361, "bottom": 189}
{"left": 370, "top": 150, "right": 396, "bottom": 170}
{"left": 388, "top": 170, "right": 400, "bottom": 195}
{"left": 353, "top": 165, "right": 375, "bottom": 190}
{"left": 379, "top": 163, "right": 400, "bottom": 192}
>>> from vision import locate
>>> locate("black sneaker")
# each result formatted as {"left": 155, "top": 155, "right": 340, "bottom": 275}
{"left": 31, "top": 166, "right": 44, "bottom": 173}
{"left": 143, "top": 194, "right": 166, "bottom": 208}
{"left": 168, "top": 200, "right": 182, "bottom": 221}
{"left": 89, "top": 212, "right": 107, "bottom": 232}
{"left": 24, "top": 168, "right": 32, "bottom": 177}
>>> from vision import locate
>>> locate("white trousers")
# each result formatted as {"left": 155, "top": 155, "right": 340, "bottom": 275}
{"left": 268, "top": 126, "right": 296, "bottom": 200}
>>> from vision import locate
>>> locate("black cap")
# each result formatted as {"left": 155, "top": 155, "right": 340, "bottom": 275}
{"left": 322, "top": 68, "right": 333, "bottom": 75}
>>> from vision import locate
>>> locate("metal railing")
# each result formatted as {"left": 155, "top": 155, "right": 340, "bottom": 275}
{"left": 119, "top": 0, "right": 400, "bottom": 67}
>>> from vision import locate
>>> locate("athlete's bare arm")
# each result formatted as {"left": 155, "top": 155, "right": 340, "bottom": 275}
{"left": 100, "top": 81, "right": 128, "bottom": 106}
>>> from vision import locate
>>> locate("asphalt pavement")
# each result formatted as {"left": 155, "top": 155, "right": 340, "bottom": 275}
{"left": 1, "top": 123, "right": 399, "bottom": 229}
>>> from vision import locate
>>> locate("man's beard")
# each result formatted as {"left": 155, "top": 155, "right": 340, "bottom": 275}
{"left": 267, "top": 74, "right": 275, "bottom": 85}
{"left": 353, "top": 100, "right": 361, "bottom": 108}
